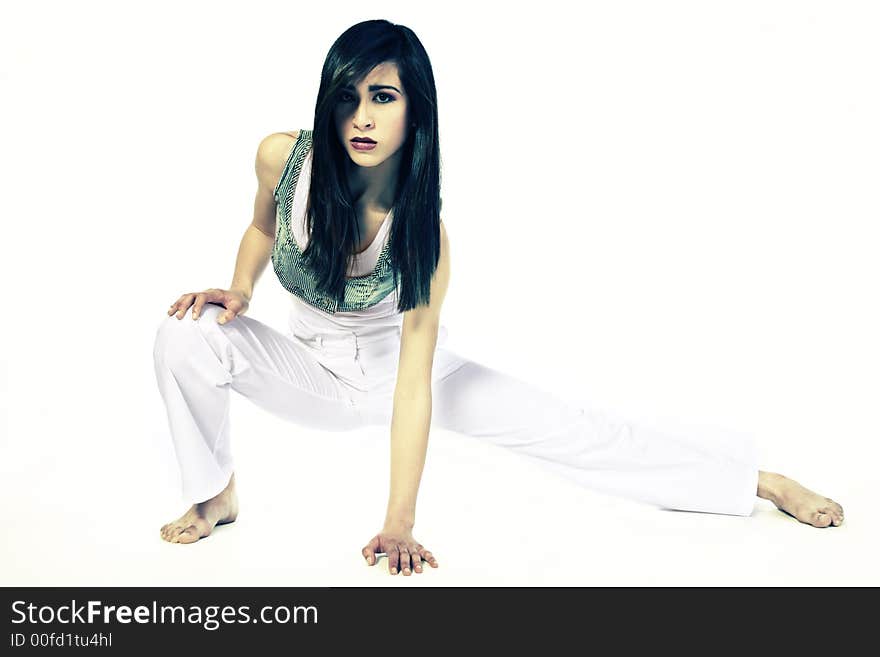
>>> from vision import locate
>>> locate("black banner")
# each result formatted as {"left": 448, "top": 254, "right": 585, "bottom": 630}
{"left": 0, "top": 586, "right": 866, "bottom": 651}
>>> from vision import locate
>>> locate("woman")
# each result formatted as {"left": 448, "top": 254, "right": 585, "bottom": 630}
{"left": 153, "top": 19, "right": 844, "bottom": 576}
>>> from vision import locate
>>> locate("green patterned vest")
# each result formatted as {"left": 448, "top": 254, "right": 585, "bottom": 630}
{"left": 271, "top": 129, "right": 398, "bottom": 315}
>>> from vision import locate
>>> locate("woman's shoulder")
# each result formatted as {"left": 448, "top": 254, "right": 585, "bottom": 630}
{"left": 258, "top": 130, "right": 301, "bottom": 159}
{"left": 256, "top": 131, "right": 304, "bottom": 198}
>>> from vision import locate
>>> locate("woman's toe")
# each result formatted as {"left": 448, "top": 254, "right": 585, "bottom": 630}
{"left": 819, "top": 503, "right": 844, "bottom": 526}
{"left": 813, "top": 511, "right": 832, "bottom": 528}
{"left": 176, "top": 525, "right": 200, "bottom": 543}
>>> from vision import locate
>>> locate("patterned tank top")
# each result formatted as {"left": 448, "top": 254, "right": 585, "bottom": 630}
{"left": 271, "top": 129, "right": 398, "bottom": 315}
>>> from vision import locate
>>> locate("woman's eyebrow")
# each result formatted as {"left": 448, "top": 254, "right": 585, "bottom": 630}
{"left": 343, "top": 84, "right": 402, "bottom": 93}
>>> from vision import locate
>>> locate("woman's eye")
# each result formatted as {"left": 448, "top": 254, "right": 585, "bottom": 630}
{"left": 339, "top": 92, "right": 394, "bottom": 103}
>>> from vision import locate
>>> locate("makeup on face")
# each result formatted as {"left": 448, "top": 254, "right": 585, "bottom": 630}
{"left": 351, "top": 139, "right": 378, "bottom": 151}
{"left": 339, "top": 79, "right": 405, "bottom": 151}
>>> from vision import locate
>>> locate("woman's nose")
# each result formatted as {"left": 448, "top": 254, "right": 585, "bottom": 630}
{"left": 354, "top": 104, "right": 373, "bottom": 129}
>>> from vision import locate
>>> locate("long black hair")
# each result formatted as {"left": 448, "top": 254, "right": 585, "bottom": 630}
{"left": 301, "top": 19, "right": 442, "bottom": 313}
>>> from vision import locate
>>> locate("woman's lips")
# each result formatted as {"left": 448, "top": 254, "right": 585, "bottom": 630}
{"left": 351, "top": 140, "right": 377, "bottom": 151}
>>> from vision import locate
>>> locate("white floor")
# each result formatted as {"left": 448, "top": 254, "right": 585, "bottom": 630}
{"left": 4, "top": 0, "right": 878, "bottom": 590}
{"left": 2, "top": 395, "right": 876, "bottom": 588}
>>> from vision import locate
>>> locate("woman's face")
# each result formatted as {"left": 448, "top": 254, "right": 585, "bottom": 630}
{"left": 334, "top": 61, "right": 410, "bottom": 168}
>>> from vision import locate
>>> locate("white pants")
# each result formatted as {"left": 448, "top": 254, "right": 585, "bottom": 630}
{"left": 152, "top": 302, "right": 758, "bottom": 516}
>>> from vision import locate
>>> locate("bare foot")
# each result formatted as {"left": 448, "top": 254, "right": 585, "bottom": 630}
{"left": 757, "top": 471, "right": 844, "bottom": 528}
{"left": 160, "top": 473, "right": 239, "bottom": 544}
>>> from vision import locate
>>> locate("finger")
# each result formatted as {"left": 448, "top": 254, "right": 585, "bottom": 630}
{"left": 192, "top": 290, "right": 222, "bottom": 320}
{"left": 398, "top": 547, "right": 413, "bottom": 576}
{"left": 420, "top": 549, "right": 438, "bottom": 568}
{"left": 411, "top": 549, "right": 424, "bottom": 573}
{"left": 174, "top": 294, "right": 196, "bottom": 319}
{"left": 218, "top": 309, "right": 236, "bottom": 325}
{"left": 192, "top": 292, "right": 205, "bottom": 319}
{"left": 388, "top": 545, "right": 400, "bottom": 575}
{"left": 168, "top": 296, "right": 186, "bottom": 316}
{"left": 362, "top": 536, "right": 380, "bottom": 566}
{"left": 191, "top": 293, "right": 208, "bottom": 320}
{"left": 221, "top": 295, "right": 247, "bottom": 321}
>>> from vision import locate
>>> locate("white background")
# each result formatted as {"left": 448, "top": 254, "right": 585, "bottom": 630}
{"left": 1, "top": 0, "right": 878, "bottom": 586}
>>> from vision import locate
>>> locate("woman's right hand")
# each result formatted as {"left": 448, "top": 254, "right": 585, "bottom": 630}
{"left": 167, "top": 288, "right": 251, "bottom": 324}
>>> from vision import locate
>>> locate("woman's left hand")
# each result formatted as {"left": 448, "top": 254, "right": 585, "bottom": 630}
{"left": 362, "top": 526, "right": 438, "bottom": 575}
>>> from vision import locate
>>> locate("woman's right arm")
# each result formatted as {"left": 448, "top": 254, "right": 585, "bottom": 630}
{"left": 229, "top": 131, "right": 300, "bottom": 301}
{"left": 167, "top": 131, "right": 299, "bottom": 323}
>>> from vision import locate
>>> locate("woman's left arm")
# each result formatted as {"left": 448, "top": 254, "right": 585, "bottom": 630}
{"left": 362, "top": 222, "right": 450, "bottom": 575}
